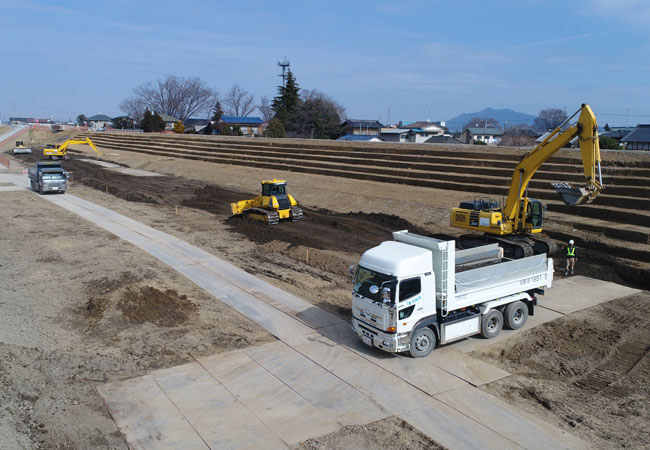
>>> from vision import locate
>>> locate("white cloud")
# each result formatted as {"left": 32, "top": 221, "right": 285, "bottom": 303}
{"left": 513, "top": 33, "right": 592, "bottom": 49}
{"left": 584, "top": 0, "right": 650, "bottom": 25}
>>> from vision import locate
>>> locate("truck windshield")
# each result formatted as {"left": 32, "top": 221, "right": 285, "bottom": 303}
{"left": 353, "top": 266, "right": 394, "bottom": 303}
{"left": 42, "top": 173, "right": 63, "bottom": 180}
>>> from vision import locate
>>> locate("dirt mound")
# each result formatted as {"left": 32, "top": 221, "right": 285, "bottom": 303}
{"left": 474, "top": 292, "right": 650, "bottom": 448}
{"left": 299, "top": 416, "right": 442, "bottom": 450}
{"left": 117, "top": 286, "right": 197, "bottom": 327}
{"left": 226, "top": 208, "right": 432, "bottom": 254}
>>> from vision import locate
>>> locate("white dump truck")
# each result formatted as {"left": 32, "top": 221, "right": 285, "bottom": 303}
{"left": 351, "top": 230, "right": 553, "bottom": 357}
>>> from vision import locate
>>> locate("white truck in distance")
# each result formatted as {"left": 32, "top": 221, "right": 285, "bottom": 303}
{"left": 351, "top": 230, "right": 553, "bottom": 357}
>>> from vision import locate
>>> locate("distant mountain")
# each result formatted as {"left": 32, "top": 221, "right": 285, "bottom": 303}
{"left": 446, "top": 107, "right": 536, "bottom": 132}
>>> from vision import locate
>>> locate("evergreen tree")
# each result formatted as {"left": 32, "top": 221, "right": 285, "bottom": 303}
{"left": 141, "top": 109, "right": 153, "bottom": 132}
{"left": 152, "top": 113, "right": 166, "bottom": 132}
{"left": 604, "top": 123, "right": 611, "bottom": 131}
{"left": 272, "top": 70, "right": 300, "bottom": 133}
{"left": 264, "top": 117, "right": 286, "bottom": 138}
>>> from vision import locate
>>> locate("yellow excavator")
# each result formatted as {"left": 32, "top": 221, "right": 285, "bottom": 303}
{"left": 450, "top": 103, "right": 604, "bottom": 258}
{"left": 231, "top": 179, "right": 303, "bottom": 225}
{"left": 43, "top": 137, "right": 102, "bottom": 160}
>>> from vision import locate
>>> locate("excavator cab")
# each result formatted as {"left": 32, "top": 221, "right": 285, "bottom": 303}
{"left": 521, "top": 198, "right": 543, "bottom": 233}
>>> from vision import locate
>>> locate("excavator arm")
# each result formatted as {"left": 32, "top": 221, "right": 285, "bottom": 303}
{"left": 503, "top": 103, "right": 604, "bottom": 224}
{"left": 44, "top": 138, "right": 102, "bottom": 159}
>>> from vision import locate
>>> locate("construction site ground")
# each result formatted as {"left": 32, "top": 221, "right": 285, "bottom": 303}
{"left": 1, "top": 131, "right": 649, "bottom": 448}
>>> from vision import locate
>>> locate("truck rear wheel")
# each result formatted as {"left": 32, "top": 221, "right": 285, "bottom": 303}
{"left": 409, "top": 327, "right": 436, "bottom": 358}
{"left": 481, "top": 310, "right": 503, "bottom": 339}
{"left": 504, "top": 301, "right": 528, "bottom": 330}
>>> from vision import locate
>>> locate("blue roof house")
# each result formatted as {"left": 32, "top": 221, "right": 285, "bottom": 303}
{"left": 220, "top": 116, "right": 265, "bottom": 136}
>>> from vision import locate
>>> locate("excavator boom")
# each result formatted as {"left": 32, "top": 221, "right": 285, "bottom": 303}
{"left": 503, "top": 104, "right": 603, "bottom": 223}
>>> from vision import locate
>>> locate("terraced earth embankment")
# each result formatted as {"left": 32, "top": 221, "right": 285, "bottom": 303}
{"left": 77, "top": 131, "right": 650, "bottom": 287}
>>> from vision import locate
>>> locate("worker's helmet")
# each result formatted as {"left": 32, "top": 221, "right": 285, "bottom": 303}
{"left": 569, "top": 239, "right": 574, "bottom": 245}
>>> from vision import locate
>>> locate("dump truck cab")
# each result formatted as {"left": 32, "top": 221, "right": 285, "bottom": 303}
{"left": 351, "top": 241, "right": 437, "bottom": 353}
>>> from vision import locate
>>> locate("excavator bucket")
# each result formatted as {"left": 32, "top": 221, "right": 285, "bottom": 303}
{"left": 551, "top": 182, "right": 593, "bottom": 205}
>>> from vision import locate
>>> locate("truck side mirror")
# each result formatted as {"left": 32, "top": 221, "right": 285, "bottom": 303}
{"left": 382, "top": 287, "right": 391, "bottom": 303}
{"left": 348, "top": 265, "right": 357, "bottom": 278}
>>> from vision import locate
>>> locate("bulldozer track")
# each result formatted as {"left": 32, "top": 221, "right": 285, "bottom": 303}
{"left": 573, "top": 339, "right": 649, "bottom": 398}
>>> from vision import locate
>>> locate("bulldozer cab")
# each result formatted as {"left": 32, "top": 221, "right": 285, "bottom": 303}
{"left": 261, "top": 180, "right": 287, "bottom": 197}
{"left": 16, "top": 141, "right": 24, "bottom": 147}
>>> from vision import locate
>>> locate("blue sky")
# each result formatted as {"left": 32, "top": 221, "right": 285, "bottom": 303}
{"left": 1, "top": 0, "right": 649, "bottom": 126}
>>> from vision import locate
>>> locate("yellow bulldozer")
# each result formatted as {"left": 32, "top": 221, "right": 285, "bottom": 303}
{"left": 43, "top": 137, "right": 102, "bottom": 160}
{"left": 231, "top": 179, "right": 303, "bottom": 225}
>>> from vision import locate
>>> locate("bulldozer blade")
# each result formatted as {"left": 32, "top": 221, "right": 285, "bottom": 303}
{"left": 551, "top": 182, "right": 592, "bottom": 205}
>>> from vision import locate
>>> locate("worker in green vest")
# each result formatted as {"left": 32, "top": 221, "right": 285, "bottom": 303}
{"left": 564, "top": 239, "right": 577, "bottom": 276}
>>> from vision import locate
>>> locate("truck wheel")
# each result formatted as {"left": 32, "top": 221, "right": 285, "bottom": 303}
{"left": 504, "top": 301, "right": 528, "bottom": 330}
{"left": 409, "top": 327, "right": 436, "bottom": 358}
{"left": 481, "top": 310, "right": 503, "bottom": 339}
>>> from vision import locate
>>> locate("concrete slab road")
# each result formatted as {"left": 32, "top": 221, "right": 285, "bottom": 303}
{"left": 0, "top": 172, "right": 618, "bottom": 449}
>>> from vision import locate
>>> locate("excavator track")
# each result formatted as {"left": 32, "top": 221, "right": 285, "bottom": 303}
{"left": 528, "top": 235, "right": 557, "bottom": 256}
{"left": 243, "top": 208, "right": 280, "bottom": 225}
{"left": 290, "top": 206, "right": 303, "bottom": 222}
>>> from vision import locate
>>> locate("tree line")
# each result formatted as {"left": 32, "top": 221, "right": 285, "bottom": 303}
{"left": 115, "top": 71, "right": 345, "bottom": 138}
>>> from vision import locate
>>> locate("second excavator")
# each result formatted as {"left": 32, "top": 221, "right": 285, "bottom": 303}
{"left": 43, "top": 137, "right": 102, "bottom": 160}
{"left": 231, "top": 179, "right": 303, "bottom": 225}
{"left": 450, "top": 103, "right": 604, "bottom": 258}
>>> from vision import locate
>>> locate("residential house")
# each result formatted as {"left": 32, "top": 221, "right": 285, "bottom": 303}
{"left": 425, "top": 135, "right": 464, "bottom": 145}
{"left": 621, "top": 124, "right": 650, "bottom": 150}
{"left": 185, "top": 118, "right": 210, "bottom": 133}
{"left": 379, "top": 128, "right": 410, "bottom": 143}
{"left": 87, "top": 114, "right": 113, "bottom": 130}
{"left": 463, "top": 127, "right": 504, "bottom": 145}
{"left": 535, "top": 131, "right": 577, "bottom": 147}
{"left": 600, "top": 127, "right": 635, "bottom": 143}
{"left": 157, "top": 114, "right": 181, "bottom": 131}
{"left": 342, "top": 119, "right": 384, "bottom": 136}
{"left": 220, "top": 116, "right": 265, "bottom": 136}
{"left": 398, "top": 121, "right": 447, "bottom": 143}
{"left": 337, "top": 134, "right": 383, "bottom": 142}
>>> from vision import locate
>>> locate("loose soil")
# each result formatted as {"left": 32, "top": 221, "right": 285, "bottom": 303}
{"left": 472, "top": 292, "right": 650, "bottom": 449}
{"left": 297, "top": 416, "right": 444, "bottom": 450}
{"left": 0, "top": 191, "right": 272, "bottom": 448}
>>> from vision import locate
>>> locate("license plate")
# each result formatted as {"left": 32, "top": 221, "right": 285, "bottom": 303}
{"left": 361, "top": 335, "right": 372, "bottom": 346}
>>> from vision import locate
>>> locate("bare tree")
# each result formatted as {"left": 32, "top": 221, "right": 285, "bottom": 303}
{"left": 500, "top": 124, "right": 537, "bottom": 147}
{"left": 257, "top": 95, "right": 274, "bottom": 122}
{"left": 120, "top": 75, "right": 217, "bottom": 122}
{"left": 118, "top": 97, "right": 148, "bottom": 124}
{"left": 534, "top": 108, "right": 568, "bottom": 131}
{"left": 224, "top": 84, "right": 255, "bottom": 117}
